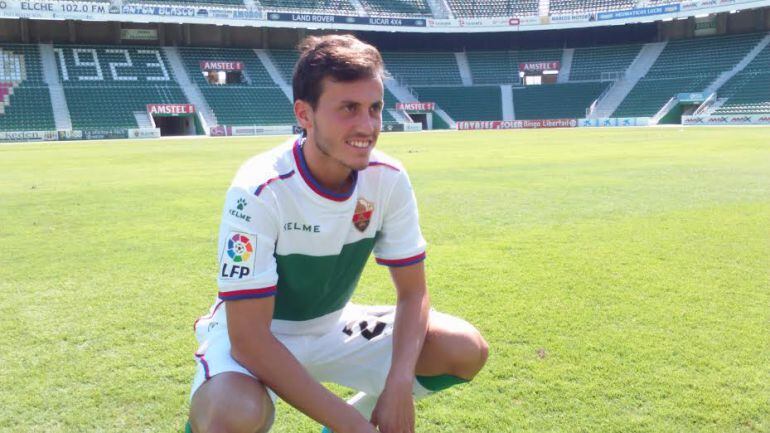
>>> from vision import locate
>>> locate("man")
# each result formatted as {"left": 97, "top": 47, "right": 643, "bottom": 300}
{"left": 188, "top": 34, "right": 488, "bottom": 433}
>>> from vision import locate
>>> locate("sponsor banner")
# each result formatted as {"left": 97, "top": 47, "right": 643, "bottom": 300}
{"left": 120, "top": 4, "right": 261, "bottom": 20}
{"left": 120, "top": 28, "right": 158, "bottom": 40}
{"left": 519, "top": 61, "right": 560, "bottom": 72}
{"left": 682, "top": 115, "right": 770, "bottom": 125}
{"left": 213, "top": 125, "right": 294, "bottom": 136}
{"left": 57, "top": 130, "right": 84, "bottom": 141}
{"left": 382, "top": 123, "right": 405, "bottom": 132}
{"left": 597, "top": 3, "right": 681, "bottom": 20}
{"left": 266, "top": 11, "right": 426, "bottom": 27}
{"left": 147, "top": 104, "right": 195, "bottom": 116}
{"left": 677, "top": 92, "right": 706, "bottom": 103}
{"left": 456, "top": 119, "right": 577, "bottom": 130}
{"left": 549, "top": 13, "right": 592, "bottom": 23}
{"left": 395, "top": 102, "right": 435, "bottom": 112}
{"left": 0, "top": 0, "right": 113, "bottom": 19}
{"left": 83, "top": 128, "right": 128, "bottom": 140}
{"left": 403, "top": 122, "right": 423, "bottom": 132}
{"left": 210, "top": 125, "right": 227, "bottom": 136}
{"left": 0, "top": 130, "right": 58, "bottom": 142}
{"left": 200, "top": 61, "right": 243, "bottom": 71}
{"left": 128, "top": 128, "right": 161, "bottom": 139}
{"left": 578, "top": 117, "right": 651, "bottom": 127}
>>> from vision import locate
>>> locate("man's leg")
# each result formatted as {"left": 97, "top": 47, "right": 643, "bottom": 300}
{"left": 415, "top": 311, "right": 489, "bottom": 386}
{"left": 188, "top": 372, "right": 275, "bottom": 433}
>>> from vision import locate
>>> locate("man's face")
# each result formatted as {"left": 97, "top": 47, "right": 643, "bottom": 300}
{"left": 303, "top": 75, "right": 383, "bottom": 171}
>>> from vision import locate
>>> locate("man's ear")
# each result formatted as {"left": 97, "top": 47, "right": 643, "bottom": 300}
{"left": 294, "top": 100, "right": 313, "bottom": 131}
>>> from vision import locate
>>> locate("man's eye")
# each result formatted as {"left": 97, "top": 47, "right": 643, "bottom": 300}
{"left": 344, "top": 105, "right": 356, "bottom": 113}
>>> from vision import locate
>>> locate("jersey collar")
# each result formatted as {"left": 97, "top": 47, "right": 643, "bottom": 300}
{"left": 293, "top": 138, "right": 357, "bottom": 202}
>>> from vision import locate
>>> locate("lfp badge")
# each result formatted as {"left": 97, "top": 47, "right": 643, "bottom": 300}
{"left": 220, "top": 232, "right": 256, "bottom": 279}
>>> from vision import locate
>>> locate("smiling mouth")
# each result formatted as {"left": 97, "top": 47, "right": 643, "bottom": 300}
{"left": 346, "top": 138, "right": 373, "bottom": 149}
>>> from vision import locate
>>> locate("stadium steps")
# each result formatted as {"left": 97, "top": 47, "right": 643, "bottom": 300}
{"left": 134, "top": 111, "right": 154, "bottom": 128}
{"left": 383, "top": 76, "right": 455, "bottom": 126}
{"left": 589, "top": 41, "right": 664, "bottom": 118}
{"left": 424, "top": 0, "right": 452, "bottom": 18}
{"left": 557, "top": 48, "right": 574, "bottom": 83}
{"left": 39, "top": 44, "right": 72, "bottom": 130}
{"left": 162, "top": 46, "right": 218, "bottom": 131}
{"left": 704, "top": 33, "right": 770, "bottom": 95}
{"left": 254, "top": 49, "right": 293, "bottom": 100}
{"left": 501, "top": 85, "right": 514, "bottom": 120}
{"left": 454, "top": 52, "right": 473, "bottom": 85}
{"left": 346, "top": 0, "right": 368, "bottom": 15}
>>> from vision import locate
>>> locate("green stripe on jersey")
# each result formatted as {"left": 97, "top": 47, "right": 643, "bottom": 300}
{"left": 274, "top": 236, "right": 376, "bottom": 321}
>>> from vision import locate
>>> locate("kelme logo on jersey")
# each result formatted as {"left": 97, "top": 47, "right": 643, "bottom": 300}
{"left": 228, "top": 197, "right": 251, "bottom": 222}
{"left": 352, "top": 198, "right": 374, "bottom": 232}
{"left": 220, "top": 232, "right": 256, "bottom": 279}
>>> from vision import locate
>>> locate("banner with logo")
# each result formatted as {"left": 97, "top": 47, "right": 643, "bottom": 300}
{"left": 395, "top": 102, "right": 435, "bottom": 112}
{"left": 578, "top": 117, "right": 651, "bottom": 127}
{"left": 128, "top": 128, "right": 161, "bottom": 138}
{"left": 210, "top": 125, "right": 294, "bottom": 136}
{"left": 0, "top": 130, "right": 58, "bottom": 142}
{"left": 519, "top": 61, "right": 561, "bottom": 72}
{"left": 676, "top": 93, "right": 706, "bottom": 103}
{"left": 200, "top": 61, "right": 243, "bottom": 71}
{"left": 681, "top": 114, "right": 770, "bottom": 125}
{"left": 83, "top": 128, "right": 129, "bottom": 140}
{"left": 57, "top": 130, "right": 84, "bottom": 140}
{"left": 266, "top": 11, "right": 426, "bottom": 27}
{"left": 147, "top": 104, "right": 195, "bottom": 116}
{"left": 120, "top": 29, "right": 158, "bottom": 40}
{"left": 597, "top": 3, "right": 681, "bottom": 20}
{"left": 456, "top": 119, "right": 577, "bottom": 130}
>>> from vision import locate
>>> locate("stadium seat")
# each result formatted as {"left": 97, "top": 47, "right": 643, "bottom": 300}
{"left": 411, "top": 85, "right": 502, "bottom": 121}
{"left": 0, "top": 44, "right": 56, "bottom": 131}
{"left": 358, "top": 0, "right": 432, "bottom": 16}
{"left": 569, "top": 44, "right": 642, "bottom": 81}
{"left": 53, "top": 45, "right": 189, "bottom": 129}
{"left": 381, "top": 52, "right": 463, "bottom": 86}
{"left": 513, "top": 82, "right": 609, "bottom": 119}
{"left": 179, "top": 47, "right": 294, "bottom": 125}
{"left": 466, "top": 49, "right": 563, "bottom": 85}
{"left": 445, "top": 0, "right": 538, "bottom": 17}
{"left": 613, "top": 33, "right": 765, "bottom": 117}
{"left": 714, "top": 43, "right": 770, "bottom": 114}
{"left": 550, "top": 0, "right": 635, "bottom": 13}
{"left": 257, "top": 0, "right": 356, "bottom": 13}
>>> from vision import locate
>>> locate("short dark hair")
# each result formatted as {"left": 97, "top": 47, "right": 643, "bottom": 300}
{"left": 293, "top": 34, "right": 385, "bottom": 109}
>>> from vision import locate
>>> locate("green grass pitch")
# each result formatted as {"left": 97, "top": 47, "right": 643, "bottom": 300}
{"left": 0, "top": 127, "right": 768, "bottom": 432}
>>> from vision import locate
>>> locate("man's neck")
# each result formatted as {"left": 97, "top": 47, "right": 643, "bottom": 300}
{"left": 301, "top": 137, "right": 354, "bottom": 194}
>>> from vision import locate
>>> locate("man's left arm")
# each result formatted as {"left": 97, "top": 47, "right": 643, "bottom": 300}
{"left": 370, "top": 261, "right": 430, "bottom": 433}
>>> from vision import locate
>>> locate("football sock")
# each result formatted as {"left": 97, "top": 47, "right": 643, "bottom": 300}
{"left": 415, "top": 374, "right": 469, "bottom": 393}
{"left": 184, "top": 421, "right": 193, "bottom": 433}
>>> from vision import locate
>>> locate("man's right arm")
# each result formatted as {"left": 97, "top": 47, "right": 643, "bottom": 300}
{"left": 226, "top": 297, "right": 377, "bottom": 433}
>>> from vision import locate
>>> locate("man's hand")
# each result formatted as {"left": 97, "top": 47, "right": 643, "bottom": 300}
{"left": 370, "top": 378, "right": 415, "bottom": 433}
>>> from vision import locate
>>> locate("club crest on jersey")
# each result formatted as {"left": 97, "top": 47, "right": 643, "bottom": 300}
{"left": 352, "top": 198, "right": 374, "bottom": 232}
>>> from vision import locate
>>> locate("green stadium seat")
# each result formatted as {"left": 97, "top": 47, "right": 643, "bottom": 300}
{"left": 0, "top": 44, "right": 55, "bottom": 131}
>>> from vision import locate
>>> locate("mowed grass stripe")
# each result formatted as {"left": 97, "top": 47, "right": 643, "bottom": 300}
{"left": 0, "top": 128, "right": 768, "bottom": 432}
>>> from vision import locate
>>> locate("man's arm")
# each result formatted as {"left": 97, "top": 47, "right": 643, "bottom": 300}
{"left": 227, "top": 298, "right": 377, "bottom": 433}
{"left": 370, "top": 261, "right": 430, "bottom": 433}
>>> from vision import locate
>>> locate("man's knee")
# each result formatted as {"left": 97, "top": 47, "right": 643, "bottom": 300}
{"left": 190, "top": 372, "right": 275, "bottom": 433}
{"left": 424, "top": 313, "right": 489, "bottom": 380}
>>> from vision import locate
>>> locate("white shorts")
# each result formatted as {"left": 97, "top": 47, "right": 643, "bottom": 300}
{"left": 191, "top": 302, "right": 443, "bottom": 400}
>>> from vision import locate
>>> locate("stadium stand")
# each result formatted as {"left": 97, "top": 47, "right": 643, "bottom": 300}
{"left": 257, "top": 0, "right": 356, "bottom": 13}
{"left": 179, "top": 47, "right": 294, "bottom": 125}
{"left": 550, "top": 0, "right": 635, "bottom": 13}
{"left": 358, "top": 0, "right": 432, "bottom": 16}
{"left": 466, "top": 49, "right": 563, "bottom": 84}
{"left": 513, "top": 82, "right": 609, "bottom": 119}
{"left": 714, "top": 43, "right": 770, "bottom": 114}
{"left": 411, "top": 85, "right": 502, "bottom": 121}
{"left": 381, "top": 52, "right": 463, "bottom": 86}
{"left": 53, "top": 45, "right": 188, "bottom": 129}
{"left": 613, "top": 33, "right": 765, "bottom": 117}
{"left": 569, "top": 44, "right": 642, "bottom": 81}
{"left": 445, "top": 0, "right": 538, "bottom": 17}
{"left": 0, "top": 44, "right": 56, "bottom": 131}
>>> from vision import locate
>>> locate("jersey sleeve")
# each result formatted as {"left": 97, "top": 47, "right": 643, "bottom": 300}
{"left": 216, "top": 186, "right": 279, "bottom": 301}
{"left": 373, "top": 169, "right": 427, "bottom": 267}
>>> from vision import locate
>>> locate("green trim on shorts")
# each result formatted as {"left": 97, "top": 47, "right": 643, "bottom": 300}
{"left": 416, "top": 374, "right": 469, "bottom": 392}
